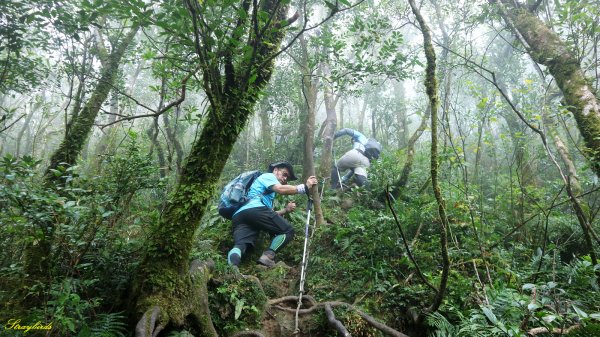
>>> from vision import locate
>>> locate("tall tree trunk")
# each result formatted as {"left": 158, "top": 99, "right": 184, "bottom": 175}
{"left": 493, "top": 1, "right": 600, "bottom": 178}
{"left": 543, "top": 109, "right": 598, "bottom": 265}
{"left": 44, "top": 25, "right": 139, "bottom": 182}
{"left": 147, "top": 117, "right": 167, "bottom": 178}
{"left": 94, "top": 59, "right": 145, "bottom": 167}
{"left": 358, "top": 93, "right": 368, "bottom": 133}
{"left": 389, "top": 0, "right": 451, "bottom": 198}
{"left": 371, "top": 99, "right": 377, "bottom": 138}
{"left": 93, "top": 91, "right": 118, "bottom": 163}
{"left": 163, "top": 106, "right": 184, "bottom": 175}
{"left": 259, "top": 98, "right": 273, "bottom": 150}
{"left": 503, "top": 109, "right": 529, "bottom": 229}
{"left": 132, "top": 1, "right": 297, "bottom": 334}
{"left": 394, "top": 81, "right": 408, "bottom": 148}
{"left": 15, "top": 100, "right": 37, "bottom": 157}
{"left": 299, "top": 34, "right": 324, "bottom": 225}
{"left": 389, "top": 105, "right": 431, "bottom": 199}
{"left": 319, "top": 64, "right": 338, "bottom": 185}
{"left": 339, "top": 97, "right": 345, "bottom": 129}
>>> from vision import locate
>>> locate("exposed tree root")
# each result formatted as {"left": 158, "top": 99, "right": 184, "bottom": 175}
{"left": 231, "top": 331, "right": 267, "bottom": 337}
{"left": 324, "top": 303, "right": 351, "bottom": 337}
{"left": 135, "top": 306, "right": 165, "bottom": 337}
{"left": 527, "top": 324, "right": 580, "bottom": 336}
{"left": 269, "top": 295, "right": 409, "bottom": 337}
{"left": 134, "top": 260, "right": 218, "bottom": 337}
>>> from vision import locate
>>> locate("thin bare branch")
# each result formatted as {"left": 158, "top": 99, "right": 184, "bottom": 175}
{"left": 0, "top": 114, "right": 25, "bottom": 133}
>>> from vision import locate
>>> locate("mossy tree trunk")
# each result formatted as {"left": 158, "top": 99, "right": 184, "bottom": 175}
{"left": 44, "top": 25, "right": 139, "bottom": 183}
{"left": 492, "top": 0, "right": 600, "bottom": 177}
{"left": 132, "top": 1, "right": 298, "bottom": 334}
{"left": 408, "top": 0, "right": 450, "bottom": 326}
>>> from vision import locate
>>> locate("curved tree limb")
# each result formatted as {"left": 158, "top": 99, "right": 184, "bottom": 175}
{"left": 99, "top": 64, "right": 201, "bottom": 129}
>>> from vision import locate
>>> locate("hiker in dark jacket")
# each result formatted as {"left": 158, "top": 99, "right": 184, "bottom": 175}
{"left": 227, "top": 161, "right": 318, "bottom": 267}
{"left": 331, "top": 128, "right": 381, "bottom": 189}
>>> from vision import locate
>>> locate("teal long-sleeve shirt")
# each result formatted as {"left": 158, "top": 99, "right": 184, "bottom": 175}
{"left": 334, "top": 128, "right": 368, "bottom": 152}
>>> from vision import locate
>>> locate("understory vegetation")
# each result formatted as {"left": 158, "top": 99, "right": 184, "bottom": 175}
{"left": 1, "top": 145, "right": 599, "bottom": 336}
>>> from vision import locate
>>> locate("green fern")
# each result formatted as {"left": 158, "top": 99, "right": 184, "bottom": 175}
{"left": 427, "top": 311, "right": 457, "bottom": 337}
{"left": 85, "top": 312, "right": 128, "bottom": 337}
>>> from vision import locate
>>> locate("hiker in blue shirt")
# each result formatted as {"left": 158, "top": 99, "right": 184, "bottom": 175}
{"left": 227, "top": 161, "right": 318, "bottom": 267}
{"left": 331, "top": 128, "right": 382, "bottom": 189}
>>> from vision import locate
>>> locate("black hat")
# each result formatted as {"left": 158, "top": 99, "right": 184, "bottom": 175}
{"left": 268, "top": 161, "right": 298, "bottom": 181}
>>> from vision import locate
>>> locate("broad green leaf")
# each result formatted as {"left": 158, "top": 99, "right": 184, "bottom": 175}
{"left": 572, "top": 305, "right": 588, "bottom": 318}
{"left": 234, "top": 299, "right": 245, "bottom": 320}
{"left": 542, "top": 314, "right": 557, "bottom": 323}
{"left": 522, "top": 283, "right": 536, "bottom": 290}
{"left": 482, "top": 306, "right": 498, "bottom": 324}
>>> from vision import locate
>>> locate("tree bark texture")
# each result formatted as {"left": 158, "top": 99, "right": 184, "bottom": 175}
{"left": 494, "top": 1, "right": 600, "bottom": 177}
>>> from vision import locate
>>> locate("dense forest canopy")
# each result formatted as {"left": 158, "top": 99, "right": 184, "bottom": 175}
{"left": 1, "top": 0, "right": 599, "bottom": 336}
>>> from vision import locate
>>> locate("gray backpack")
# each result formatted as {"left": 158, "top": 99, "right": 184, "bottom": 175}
{"left": 364, "top": 138, "right": 382, "bottom": 160}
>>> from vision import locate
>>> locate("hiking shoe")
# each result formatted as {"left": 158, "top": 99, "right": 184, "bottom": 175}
{"left": 257, "top": 251, "right": 276, "bottom": 267}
